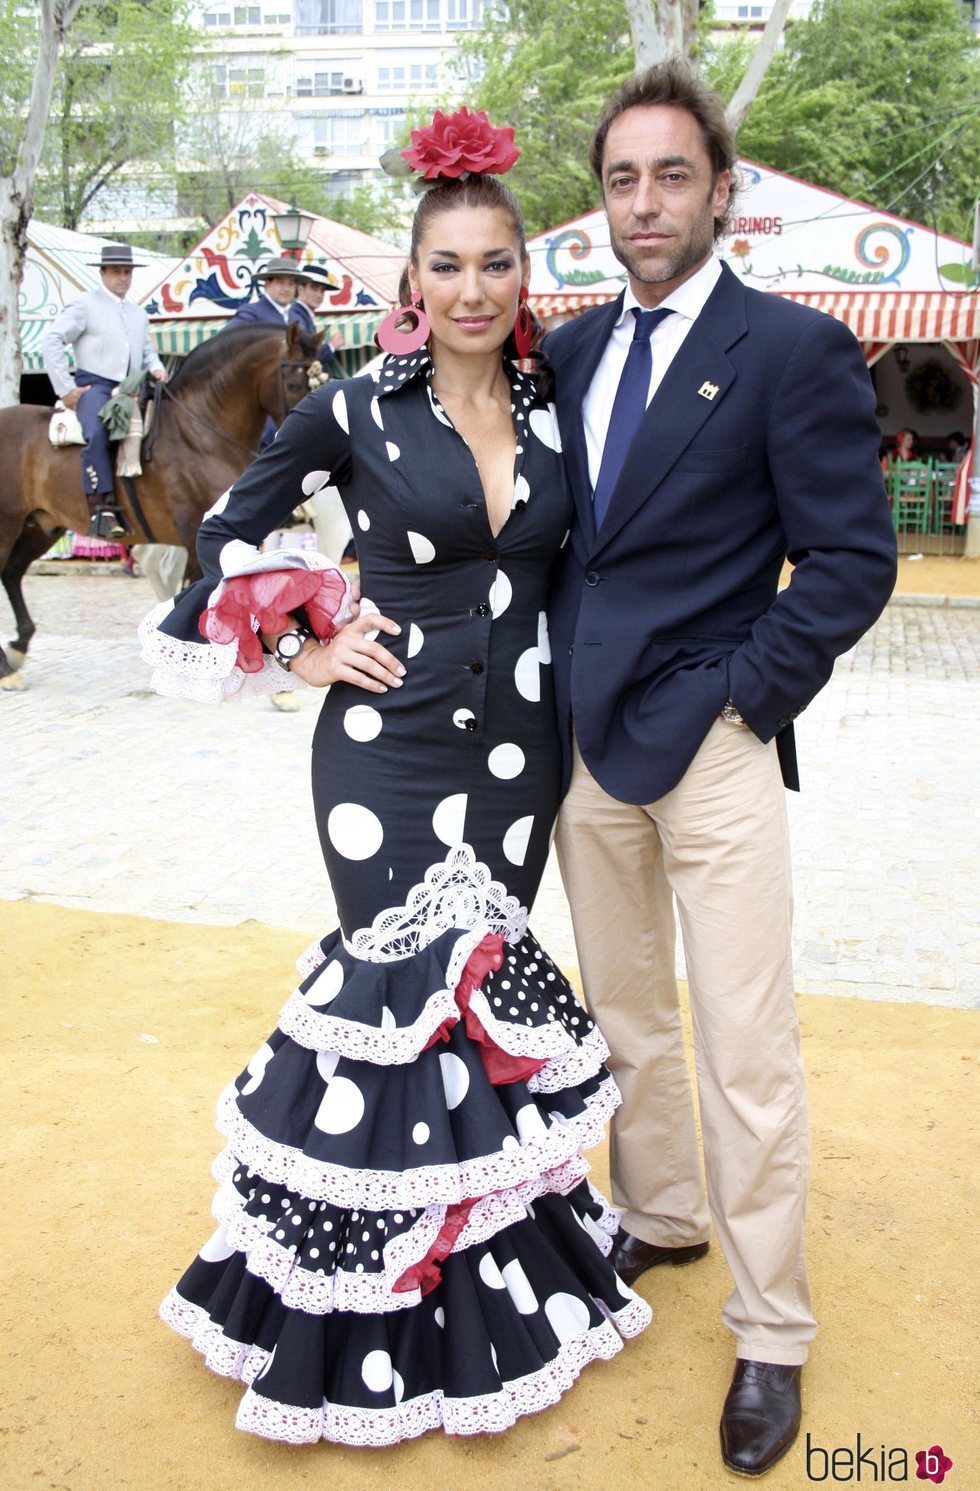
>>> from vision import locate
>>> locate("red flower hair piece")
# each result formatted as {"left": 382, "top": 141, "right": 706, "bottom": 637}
{"left": 401, "top": 106, "right": 520, "bottom": 181}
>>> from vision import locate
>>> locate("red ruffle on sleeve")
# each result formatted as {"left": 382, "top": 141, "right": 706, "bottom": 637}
{"left": 199, "top": 567, "right": 349, "bottom": 673}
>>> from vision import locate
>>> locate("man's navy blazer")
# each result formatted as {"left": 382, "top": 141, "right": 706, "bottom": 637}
{"left": 227, "top": 295, "right": 290, "bottom": 327}
{"left": 545, "top": 260, "right": 897, "bottom": 804}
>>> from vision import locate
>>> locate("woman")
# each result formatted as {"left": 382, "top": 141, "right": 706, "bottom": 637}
{"left": 141, "top": 109, "right": 650, "bottom": 1446}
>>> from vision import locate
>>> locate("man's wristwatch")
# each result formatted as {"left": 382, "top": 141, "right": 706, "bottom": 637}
{"left": 274, "top": 628, "right": 313, "bottom": 670}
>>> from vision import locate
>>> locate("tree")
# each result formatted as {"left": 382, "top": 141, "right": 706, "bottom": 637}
{"left": 710, "top": 0, "right": 980, "bottom": 238}
{"left": 0, "top": 0, "right": 85, "bottom": 408}
{"left": 31, "top": 0, "right": 196, "bottom": 231}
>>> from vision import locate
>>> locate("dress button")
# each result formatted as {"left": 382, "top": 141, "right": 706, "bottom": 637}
{"left": 483, "top": 548, "right": 498, "bottom": 561}
{"left": 474, "top": 602, "right": 491, "bottom": 617}
{"left": 584, "top": 570, "right": 600, "bottom": 587}
{"left": 464, "top": 717, "right": 478, "bottom": 731}
{"left": 469, "top": 661, "right": 484, "bottom": 674}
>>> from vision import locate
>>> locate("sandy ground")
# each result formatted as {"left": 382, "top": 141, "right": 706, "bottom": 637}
{"left": 783, "top": 552, "right": 980, "bottom": 598}
{"left": 2, "top": 899, "right": 976, "bottom": 1491}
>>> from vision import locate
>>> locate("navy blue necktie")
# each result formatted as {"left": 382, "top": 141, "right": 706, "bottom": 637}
{"left": 592, "top": 306, "right": 673, "bottom": 528}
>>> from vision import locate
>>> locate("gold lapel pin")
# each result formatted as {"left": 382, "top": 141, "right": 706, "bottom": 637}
{"left": 698, "top": 381, "right": 720, "bottom": 401}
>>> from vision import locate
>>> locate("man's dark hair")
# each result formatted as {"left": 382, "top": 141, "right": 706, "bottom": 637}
{"left": 590, "top": 58, "right": 738, "bottom": 238}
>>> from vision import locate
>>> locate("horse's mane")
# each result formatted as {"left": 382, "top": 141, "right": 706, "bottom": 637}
{"left": 167, "top": 323, "right": 287, "bottom": 401}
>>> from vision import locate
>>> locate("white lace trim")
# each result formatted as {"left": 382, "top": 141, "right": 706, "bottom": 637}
{"left": 215, "top": 1075, "right": 620, "bottom": 1211}
{"left": 296, "top": 937, "right": 328, "bottom": 979}
{"left": 235, "top": 1306, "right": 649, "bottom": 1445}
{"left": 344, "top": 846, "right": 528, "bottom": 963}
{"left": 160, "top": 1287, "right": 270, "bottom": 1384}
{"left": 207, "top": 1154, "right": 593, "bottom": 1316}
{"left": 586, "top": 1181, "right": 623, "bottom": 1241}
{"left": 138, "top": 603, "right": 300, "bottom": 703}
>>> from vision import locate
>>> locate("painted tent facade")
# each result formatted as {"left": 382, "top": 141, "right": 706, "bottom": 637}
{"left": 140, "top": 192, "right": 405, "bottom": 361}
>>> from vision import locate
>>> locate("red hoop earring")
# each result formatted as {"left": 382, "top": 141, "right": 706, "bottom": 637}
{"left": 377, "top": 291, "right": 430, "bottom": 355}
{"left": 513, "top": 285, "right": 533, "bottom": 359}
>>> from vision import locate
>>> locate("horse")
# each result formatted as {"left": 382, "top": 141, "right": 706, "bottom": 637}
{"left": 0, "top": 321, "right": 322, "bottom": 690}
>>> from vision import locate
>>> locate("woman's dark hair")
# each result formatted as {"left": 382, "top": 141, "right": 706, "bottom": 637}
{"left": 392, "top": 173, "right": 546, "bottom": 364}
{"left": 589, "top": 58, "right": 738, "bottom": 239}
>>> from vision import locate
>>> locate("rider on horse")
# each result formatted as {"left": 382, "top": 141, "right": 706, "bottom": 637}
{"left": 40, "top": 243, "right": 168, "bottom": 541}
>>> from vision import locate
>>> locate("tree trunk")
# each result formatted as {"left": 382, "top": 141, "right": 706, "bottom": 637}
{"left": 0, "top": 0, "right": 85, "bottom": 409}
{"left": 625, "top": 0, "right": 681, "bottom": 68}
{"left": 726, "top": 0, "right": 794, "bottom": 132}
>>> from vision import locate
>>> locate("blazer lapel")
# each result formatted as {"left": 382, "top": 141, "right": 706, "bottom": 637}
{"left": 593, "top": 264, "right": 749, "bottom": 553}
{"left": 552, "top": 295, "right": 623, "bottom": 548}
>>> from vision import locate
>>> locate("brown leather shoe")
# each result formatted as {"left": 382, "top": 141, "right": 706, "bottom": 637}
{"left": 720, "top": 1359, "right": 802, "bottom": 1477}
{"left": 609, "top": 1227, "right": 709, "bottom": 1285}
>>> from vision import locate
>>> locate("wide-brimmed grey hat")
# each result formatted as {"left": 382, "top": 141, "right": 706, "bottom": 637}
{"left": 90, "top": 243, "right": 143, "bottom": 269}
{"left": 297, "top": 263, "right": 335, "bottom": 289}
{"left": 256, "top": 257, "right": 307, "bottom": 280}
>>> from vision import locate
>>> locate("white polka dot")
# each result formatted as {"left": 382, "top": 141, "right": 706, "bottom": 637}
{"left": 356, "top": 509, "right": 370, "bottom": 531}
{"left": 301, "top": 469, "right": 330, "bottom": 496}
{"left": 380, "top": 1006, "right": 396, "bottom": 1030}
{"left": 490, "top": 1343, "right": 499, "bottom": 1374}
{"left": 545, "top": 1291, "right": 592, "bottom": 1343}
{"left": 408, "top": 531, "right": 435, "bottom": 564}
{"left": 503, "top": 815, "right": 534, "bottom": 866}
{"left": 392, "top": 1369, "right": 405, "bottom": 1404}
{"left": 501, "top": 1134, "right": 521, "bottom": 1153}
{"left": 432, "top": 793, "right": 467, "bottom": 846}
{"left": 439, "top": 1051, "right": 470, "bottom": 1109}
{"left": 331, "top": 388, "right": 349, "bottom": 433}
{"left": 514, "top": 1103, "right": 548, "bottom": 1141}
{"left": 514, "top": 648, "right": 540, "bottom": 702}
{"left": 488, "top": 743, "right": 525, "bottom": 780}
{"left": 501, "top": 1258, "right": 539, "bottom": 1314}
{"left": 434, "top": 1306, "right": 445, "bottom": 1327}
{"left": 316, "top": 1049, "right": 341, "bottom": 1082}
{"left": 452, "top": 707, "right": 476, "bottom": 730}
{"left": 327, "top": 803, "right": 383, "bottom": 860}
{"left": 537, "top": 611, "right": 552, "bottom": 664}
{"left": 256, "top": 1344, "right": 276, "bottom": 1381}
{"left": 407, "top": 623, "right": 424, "bottom": 657}
{"left": 219, "top": 538, "right": 259, "bottom": 576}
{"left": 343, "top": 705, "right": 383, "bottom": 742}
{"left": 412, "top": 1121, "right": 430, "bottom": 1144}
{"left": 314, "top": 1074, "right": 365, "bottom": 1134}
{"left": 361, "top": 1349, "right": 394, "bottom": 1393}
{"left": 529, "top": 406, "right": 562, "bottom": 451}
{"left": 479, "top": 1252, "right": 505, "bottom": 1289}
{"left": 370, "top": 397, "right": 383, "bottom": 429}
{"left": 305, "top": 958, "right": 345, "bottom": 1006}
{"left": 199, "top": 1226, "right": 235, "bottom": 1262}
{"left": 616, "top": 1273, "right": 634, "bottom": 1300}
{"left": 489, "top": 571, "right": 512, "bottom": 618}
{"left": 203, "top": 488, "right": 232, "bottom": 520}
{"left": 386, "top": 440, "right": 401, "bottom": 462}
{"left": 241, "top": 1042, "right": 274, "bottom": 1095}
{"left": 512, "top": 474, "right": 530, "bottom": 509}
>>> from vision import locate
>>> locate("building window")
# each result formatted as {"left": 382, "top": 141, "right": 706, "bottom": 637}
{"left": 296, "top": 64, "right": 361, "bottom": 95}
{"left": 375, "top": 0, "right": 440, "bottom": 28}
{"left": 228, "top": 64, "right": 265, "bottom": 96}
{"left": 378, "top": 52, "right": 439, "bottom": 90}
{"left": 233, "top": 5, "right": 261, "bottom": 22}
{"left": 374, "top": 110, "right": 407, "bottom": 148}
{"left": 204, "top": 8, "right": 232, "bottom": 24}
{"left": 314, "top": 114, "right": 365, "bottom": 157}
{"left": 446, "top": 0, "right": 484, "bottom": 28}
{"left": 295, "top": 0, "right": 363, "bottom": 35}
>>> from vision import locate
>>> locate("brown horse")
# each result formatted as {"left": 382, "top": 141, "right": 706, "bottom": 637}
{"left": 0, "top": 321, "right": 321, "bottom": 689}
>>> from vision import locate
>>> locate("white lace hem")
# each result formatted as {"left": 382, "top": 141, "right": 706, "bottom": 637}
{"left": 139, "top": 603, "right": 301, "bottom": 703}
{"left": 209, "top": 1154, "right": 592, "bottom": 1315}
{"left": 214, "top": 1075, "right": 620, "bottom": 1211}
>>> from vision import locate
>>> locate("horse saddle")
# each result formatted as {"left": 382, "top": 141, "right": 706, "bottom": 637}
{"left": 49, "top": 403, "right": 85, "bottom": 447}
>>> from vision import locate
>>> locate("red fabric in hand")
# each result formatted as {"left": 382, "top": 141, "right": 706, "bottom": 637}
{"left": 200, "top": 567, "right": 348, "bottom": 673}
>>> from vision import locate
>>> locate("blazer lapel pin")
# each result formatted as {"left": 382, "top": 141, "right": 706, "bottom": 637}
{"left": 698, "top": 380, "right": 720, "bottom": 401}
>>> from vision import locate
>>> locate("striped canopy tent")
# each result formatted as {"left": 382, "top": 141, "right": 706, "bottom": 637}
{"left": 19, "top": 221, "right": 178, "bottom": 372}
{"left": 139, "top": 192, "right": 405, "bottom": 364}
{"left": 527, "top": 159, "right": 979, "bottom": 520}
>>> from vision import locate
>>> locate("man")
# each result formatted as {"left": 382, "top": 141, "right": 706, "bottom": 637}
{"left": 41, "top": 243, "right": 168, "bottom": 540}
{"left": 546, "top": 62, "right": 897, "bottom": 1477}
{"left": 227, "top": 256, "right": 305, "bottom": 327}
{"left": 287, "top": 262, "right": 345, "bottom": 369}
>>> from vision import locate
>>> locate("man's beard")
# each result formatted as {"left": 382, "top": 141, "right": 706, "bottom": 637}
{"left": 610, "top": 214, "right": 716, "bottom": 287}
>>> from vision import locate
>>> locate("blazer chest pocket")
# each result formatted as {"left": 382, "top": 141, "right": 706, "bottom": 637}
{"left": 672, "top": 444, "right": 749, "bottom": 475}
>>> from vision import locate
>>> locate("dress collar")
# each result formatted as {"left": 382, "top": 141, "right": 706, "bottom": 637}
{"left": 374, "top": 348, "right": 538, "bottom": 403}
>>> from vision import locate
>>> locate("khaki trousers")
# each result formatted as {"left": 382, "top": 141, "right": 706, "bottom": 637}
{"left": 556, "top": 720, "right": 816, "bottom": 1364}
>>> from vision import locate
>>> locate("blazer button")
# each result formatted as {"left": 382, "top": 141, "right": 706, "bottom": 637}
{"left": 469, "top": 661, "right": 484, "bottom": 674}
{"left": 584, "top": 570, "right": 600, "bottom": 587}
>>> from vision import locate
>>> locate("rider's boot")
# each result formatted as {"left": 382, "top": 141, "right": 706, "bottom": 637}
{"left": 86, "top": 494, "right": 126, "bottom": 542}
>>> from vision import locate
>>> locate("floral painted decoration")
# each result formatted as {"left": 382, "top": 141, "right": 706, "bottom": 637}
{"left": 394, "top": 106, "right": 520, "bottom": 183}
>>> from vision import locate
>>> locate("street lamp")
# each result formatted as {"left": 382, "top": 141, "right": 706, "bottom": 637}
{"left": 272, "top": 204, "right": 316, "bottom": 259}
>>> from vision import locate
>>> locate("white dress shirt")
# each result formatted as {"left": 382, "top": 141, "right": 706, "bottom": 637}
{"left": 582, "top": 254, "right": 723, "bottom": 491}
{"left": 40, "top": 284, "right": 163, "bottom": 397}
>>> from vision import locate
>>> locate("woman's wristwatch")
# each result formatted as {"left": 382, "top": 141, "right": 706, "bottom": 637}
{"left": 274, "top": 628, "right": 313, "bottom": 670}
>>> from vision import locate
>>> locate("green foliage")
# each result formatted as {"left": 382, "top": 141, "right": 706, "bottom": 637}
{"left": 0, "top": 1, "right": 42, "bottom": 177}
{"left": 706, "top": 0, "right": 980, "bottom": 238}
{"left": 456, "top": 0, "right": 634, "bottom": 236}
{"left": 29, "top": 0, "right": 197, "bottom": 229}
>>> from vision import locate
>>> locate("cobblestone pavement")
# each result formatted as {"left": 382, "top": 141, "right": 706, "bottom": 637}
{"left": 2, "top": 570, "right": 977, "bottom": 1009}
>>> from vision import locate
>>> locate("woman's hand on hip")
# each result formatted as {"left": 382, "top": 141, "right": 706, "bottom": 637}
{"left": 289, "top": 611, "right": 404, "bottom": 692}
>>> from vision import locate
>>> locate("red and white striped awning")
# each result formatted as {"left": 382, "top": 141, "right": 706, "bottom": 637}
{"left": 779, "top": 291, "right": 980, "bottom": 343}
{"left": 531, "top": 289, "right": 980, "bottom": 344}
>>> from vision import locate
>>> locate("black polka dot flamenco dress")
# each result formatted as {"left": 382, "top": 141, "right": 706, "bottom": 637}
{"left": 139, "top": 349, "right": 651, "bottom": 1446}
